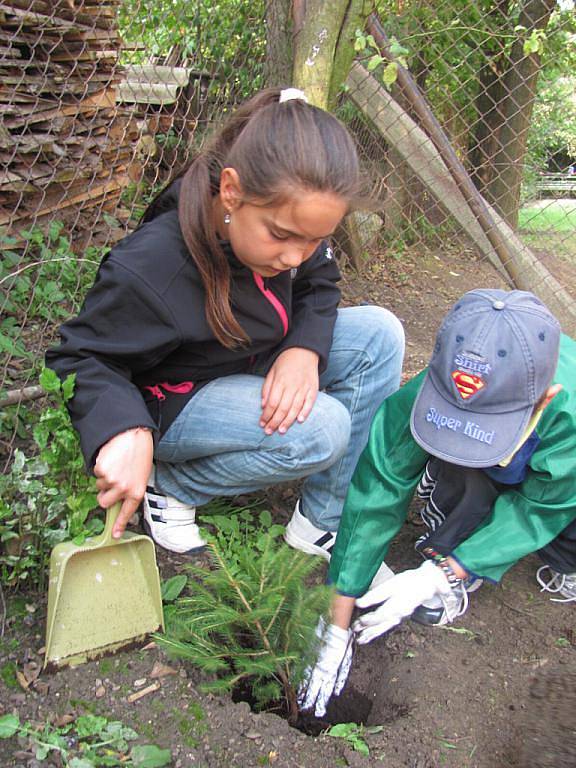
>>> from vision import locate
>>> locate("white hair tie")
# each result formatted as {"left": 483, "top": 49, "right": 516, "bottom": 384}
{"left": 279, "top": 88, "right": 308, "bottom": 104}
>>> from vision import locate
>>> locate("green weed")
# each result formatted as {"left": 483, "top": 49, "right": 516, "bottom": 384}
{"left": 326, "top": 722, "right": 385, "bottom": 757}
{"left": 0, "top": 369, "right": 100, "bottom": 591}
{"left": 0, "top": 711, "right": 171, "bottom": 767}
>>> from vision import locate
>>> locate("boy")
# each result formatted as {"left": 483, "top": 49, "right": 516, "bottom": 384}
{"left": 298, "top": 288, "right": 576, "bottom": 717}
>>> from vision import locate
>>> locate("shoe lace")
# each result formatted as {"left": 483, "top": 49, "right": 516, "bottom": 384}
{"left": 439, "top": 582, "right": 469, "bottom": 623}
{"left": 536, "top": 565, "right": 576, "bottom": 603}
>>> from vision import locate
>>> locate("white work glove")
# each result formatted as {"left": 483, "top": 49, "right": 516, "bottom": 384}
{"left": 297, "top": 618, "right": 354, "bottom": 718}
{"left": 353, "top": 559, "right": 451, "bottom": 644}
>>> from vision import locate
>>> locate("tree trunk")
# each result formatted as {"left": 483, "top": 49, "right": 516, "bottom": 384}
{"left": 263, "top": 0, "right": 294, "bottom": 87}
{"left": 483, "top": 0, "right": 556, "bottom": 228}
{"left": 292, "top": 0, "right": 368, "bottom": 109}
{"left": 468, "top": 0, "right": 511, "bottom": 195}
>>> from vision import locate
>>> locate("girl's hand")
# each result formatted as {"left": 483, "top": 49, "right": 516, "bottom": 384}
{"left": 260, "top": 348, "right": 319, "bottom": 434}
{"left": 93, "top": 427, "right": 154, "bottom": 538}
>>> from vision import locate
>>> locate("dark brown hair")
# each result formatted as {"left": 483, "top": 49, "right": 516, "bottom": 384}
{"left": 176, "top": 88, "right": 360, "bottom": 349}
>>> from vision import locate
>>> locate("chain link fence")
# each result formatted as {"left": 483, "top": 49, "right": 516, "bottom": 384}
{"left": 1, "top": 0, "right": 575, "bottom": 464}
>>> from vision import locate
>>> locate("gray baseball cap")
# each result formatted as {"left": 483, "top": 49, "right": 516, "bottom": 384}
{"left": 410, "top": 289, "right": 561, "bottom": 467}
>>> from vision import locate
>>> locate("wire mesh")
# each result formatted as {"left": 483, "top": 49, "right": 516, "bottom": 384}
{"left": 0, "top": 0, "right": 575, "bottom": 464}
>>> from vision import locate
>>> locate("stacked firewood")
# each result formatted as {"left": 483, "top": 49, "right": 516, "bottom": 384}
{"left": 0, "top": 0, "right": 138, "bottom": 239}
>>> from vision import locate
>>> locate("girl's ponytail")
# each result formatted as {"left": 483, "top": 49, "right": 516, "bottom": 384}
{"left": 179, "top": 155, "right": 249, "bottom": 348}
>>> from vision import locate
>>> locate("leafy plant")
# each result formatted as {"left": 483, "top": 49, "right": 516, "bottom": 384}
{"left": 0, "top": 711, "right": 171, "bottom": 767}
{"left": 0, "top": 222, "right": 100, "bottom": 326}
{"left": 326, "top": 722, "right": 385, "bottom": 757}
{"left": 0, "top": 369, "right": 99, "bottom": 591}
{"left": 156, "top": 507, "right": 333, "bottom": 724}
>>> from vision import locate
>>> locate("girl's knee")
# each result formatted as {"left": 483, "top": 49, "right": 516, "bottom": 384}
{"left": 364, "top": 306, "right": 404, "bottom": 353}
{"left": 287, "top": 395, "right": 350, "bottom": 471}
{"left": 314, "top": 395, "right": 351, "bottom": 461}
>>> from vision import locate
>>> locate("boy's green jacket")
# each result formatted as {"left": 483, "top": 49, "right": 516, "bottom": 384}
{"left": 329, "top": 334, "right": 576, "bottom": 597}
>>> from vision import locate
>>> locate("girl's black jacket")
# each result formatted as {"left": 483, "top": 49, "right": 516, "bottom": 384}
{"left": 46, "top": 202, "right": 341, "bottom": 468}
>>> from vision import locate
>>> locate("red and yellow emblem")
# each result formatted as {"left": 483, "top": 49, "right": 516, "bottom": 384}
{"left": 451, "top": 370, "right": 485, "bottom": 399}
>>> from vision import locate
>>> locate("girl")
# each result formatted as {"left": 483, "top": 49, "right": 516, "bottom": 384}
{"left": 46, "top": 87, "right": 404, "bottom": 555}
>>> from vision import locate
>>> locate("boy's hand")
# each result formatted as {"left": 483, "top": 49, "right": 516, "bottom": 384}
{"left": 353, "top": 560, "right": 451, "bottom": 644}
{"left": 260, "top": 347, "right": 319, "bottom": 435}
{"left": 93, "top": 427, "right": 153, "bottom": 538}
{"left": 298, "top": 618, "right": 354, "bottom": 718}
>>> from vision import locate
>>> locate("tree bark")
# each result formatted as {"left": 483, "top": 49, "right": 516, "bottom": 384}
{"left": 483, "top": 0, "right": 556, "bottom": 228}
{"left": 468, "top": 0, "right": 511, "bottom": 195}
{"left": 263, "top": 0, "right": 294, "bottom": 87}
{"left": 292, "top": 0, "right": 368, "bottom": 109}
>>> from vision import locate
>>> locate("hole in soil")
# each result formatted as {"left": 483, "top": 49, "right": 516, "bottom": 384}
{"left": 232, "top": 680, "right": 373, "bottom": 737}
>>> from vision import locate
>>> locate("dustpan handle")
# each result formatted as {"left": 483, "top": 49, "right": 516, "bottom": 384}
{"left": 101, "top": 503, "right": 122, "bottom": 545}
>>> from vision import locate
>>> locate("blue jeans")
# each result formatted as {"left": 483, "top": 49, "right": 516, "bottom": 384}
{"left": 155, "top": 306, "right": 404, "bottom": 530}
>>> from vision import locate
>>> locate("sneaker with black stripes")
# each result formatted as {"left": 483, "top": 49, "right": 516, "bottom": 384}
{"left": 142, "top": 468, "right": 206, "bottom": 554}
{"left": 283, "top": 499, "right": 336, "bottom": 561}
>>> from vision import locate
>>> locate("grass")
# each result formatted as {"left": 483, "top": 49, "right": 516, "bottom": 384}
{"left": 518, "top": 199, "right": 576, "bottom": 264}
{"left": 519, "top": 198, "right": 576, "bottom": 233}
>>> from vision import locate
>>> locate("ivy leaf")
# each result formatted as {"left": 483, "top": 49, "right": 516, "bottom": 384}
{"left": 327, "top": 723, "right": 356, "bottom": 737}
{"left": 62, "top": 373, "right": 77, "bottom": 401}
{"left": 351, "top": 737, "right": 370, "bottom": 756}
{"left": 68, "top": 759, "right": 96, "bottom": 768}
{"left": 258, "top": 509, "right": 272, "bottom": 528}
{"left": 383, "top": 61, "right": 399, "bottom": 89}
{"left": 367, "top": 54, "right": 384, "bottom": 71}
{"left": 130, "top": 744, "right": 172, "bottom": 767}
{"left": 39, "top": 367, "right": 62, "bottom": 395}
{"left": 75, "top": 714, "right": 108, "bottom": 738}
{"left": 354, "top": 31, "right": 366, "bottom": 52}
{"left": 0, "top": 713, "right": 20, "bottom": 738}
{"left": 389, "top": 38, "right": 409, "bottom": 58}
{"left": 161, "top": 575, "right": 187, "bottom": 602}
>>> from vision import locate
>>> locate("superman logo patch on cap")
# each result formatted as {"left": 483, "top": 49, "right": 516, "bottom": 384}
{"left": 451, "top": 370, "right": 485, "bottom": 399}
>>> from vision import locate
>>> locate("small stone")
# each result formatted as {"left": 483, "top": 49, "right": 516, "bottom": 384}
{"left": 95, "top": 685, "right": 106, "bottom": 698}
{"left": 133, "top": 678, "right": 148, "bottom": 688}
{"left": 243, "top": 731, "right": 262, "bottom": 740}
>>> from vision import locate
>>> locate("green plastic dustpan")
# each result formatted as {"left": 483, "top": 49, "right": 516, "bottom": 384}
{"left": 44, "top": 503, "right": 164, "bottom": 670}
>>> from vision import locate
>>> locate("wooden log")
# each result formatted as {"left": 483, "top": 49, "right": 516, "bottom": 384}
{"left": 0, "top": 386, "right": 45, "bottom": 409}
{"left": 0, "top": 176, "right": 131, "bottom": 227}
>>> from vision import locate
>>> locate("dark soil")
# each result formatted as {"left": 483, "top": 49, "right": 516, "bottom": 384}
{"left": 1, "top": 243, "right": 575, "bottom": 768}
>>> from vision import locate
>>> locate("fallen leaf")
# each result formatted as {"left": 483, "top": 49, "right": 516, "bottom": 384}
{"left": 23, "top": 662, "right": 41, "bottom": 686}
{"left": 150, "top": 662, "right": 178, "bottom": 680}
{"left": 16, "top": 669, "right": 30, "bottom": 690}
{"left": 53, "top": 713, "right": 76, "bottom": 728}
{"left": 33, "top": 681, "right": 50, "bottom": 696}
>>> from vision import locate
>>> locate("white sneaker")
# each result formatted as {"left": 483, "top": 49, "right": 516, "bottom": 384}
{"left": 142, "top": 469, "right": 206, "bottom": 554}
{"left": 284, "top": 500, "right": 336, "bottom": 560}
{"left": 536, "top": 565, "right": 576, "bottom": 603}
{"left": 411, "top": 576, "right": 483, "bottom": 626}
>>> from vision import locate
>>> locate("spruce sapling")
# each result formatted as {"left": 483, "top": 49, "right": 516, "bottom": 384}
{"left": 156, "top": 508, "right": 332, "bottom": 724}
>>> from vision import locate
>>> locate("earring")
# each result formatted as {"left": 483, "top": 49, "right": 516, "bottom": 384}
{"left": 224, "top": 212, "right": 231, "bottom": 225}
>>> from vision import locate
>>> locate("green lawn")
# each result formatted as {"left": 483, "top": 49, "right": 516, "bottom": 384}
{"left": 519, "top": 198, "right": 576, "bottom": 233}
